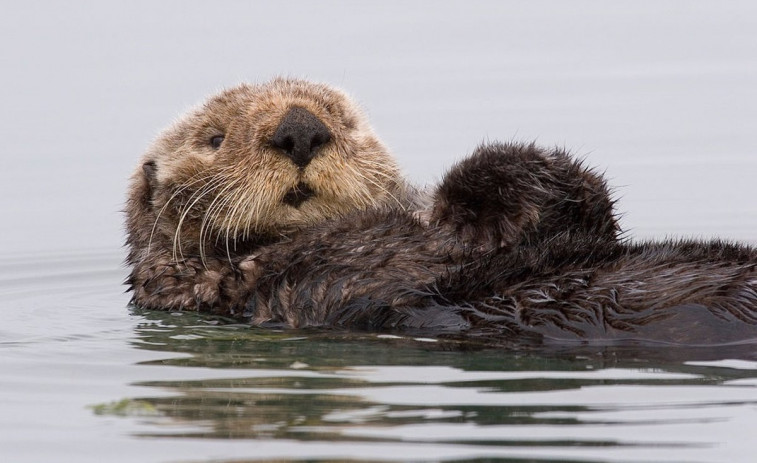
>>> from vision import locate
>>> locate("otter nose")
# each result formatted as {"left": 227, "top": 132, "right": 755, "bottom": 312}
{"left": 271, "top": 107, "right": 331, "bottom": 168}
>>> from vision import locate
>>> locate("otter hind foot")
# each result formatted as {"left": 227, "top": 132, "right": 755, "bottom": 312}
{"left": 430, "top": 142, "right": 620, "bottom": 250}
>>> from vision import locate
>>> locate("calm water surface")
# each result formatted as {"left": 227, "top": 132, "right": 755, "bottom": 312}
{"left": 2, "top": 252, "right": 757, "bottom": 462}
{"left": 1, "top": 2, "right": 756, "bottom": 462}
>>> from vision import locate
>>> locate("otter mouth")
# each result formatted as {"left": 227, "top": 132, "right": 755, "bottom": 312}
{"left": 282, "top": 182, "right": 315, "bottom": 208}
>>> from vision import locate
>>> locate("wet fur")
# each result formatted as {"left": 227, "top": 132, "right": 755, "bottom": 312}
{"left": 245, "top": 210, "right": 757, "bottom": 346}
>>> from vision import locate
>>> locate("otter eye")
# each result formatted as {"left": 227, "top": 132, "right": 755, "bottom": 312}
{"left": 210, "top": 135, "right": 224, "bottom": 149}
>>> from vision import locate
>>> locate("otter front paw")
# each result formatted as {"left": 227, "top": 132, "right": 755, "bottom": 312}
{"left": 129, "top": 256, "right": 239, "bottom": 313}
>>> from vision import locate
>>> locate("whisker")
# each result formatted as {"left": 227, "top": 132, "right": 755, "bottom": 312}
{"left": 172, "top": 180, "right": 222, "bottom": 262}
{"left": 199, "top": 174, "right": 244, "bottom": 264}
{"left": 147, "top": 169, "right": 217, "bottom": 256}
{"left": 343, "top": 162, "right": 404, "bottom": 210}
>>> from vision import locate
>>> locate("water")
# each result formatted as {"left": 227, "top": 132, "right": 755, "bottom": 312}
{"left": 1, "top": 1, "right": 756, "bottom": 462}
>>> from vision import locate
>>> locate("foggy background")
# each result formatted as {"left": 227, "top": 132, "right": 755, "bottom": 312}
{"left": 1, "top": 0, "right": 755, "bottom": 255}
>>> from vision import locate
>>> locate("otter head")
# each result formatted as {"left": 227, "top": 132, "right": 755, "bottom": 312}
{"left": 125, "top": 78, "right": 411, "bottom": 264}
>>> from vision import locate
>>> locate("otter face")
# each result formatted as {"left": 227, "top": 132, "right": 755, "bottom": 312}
{"left": 126, "top": 78, "right": 408, "bottom": 262}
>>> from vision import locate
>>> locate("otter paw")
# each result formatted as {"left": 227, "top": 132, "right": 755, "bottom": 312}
{"left": 130, "top": 257, "right": 233, "bottom": 312}
{"left": 238, "top": 254, "right": 263, "bottom": 281}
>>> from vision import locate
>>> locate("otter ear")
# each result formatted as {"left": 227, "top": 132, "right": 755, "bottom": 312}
{"left": 142, "top": 160, "right": 157, "bottom": 184}
{"left": 141, "top": 160, "right": 158, "bottom": 196}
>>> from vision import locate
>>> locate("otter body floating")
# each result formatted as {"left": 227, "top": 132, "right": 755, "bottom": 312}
{"left": 126, "top": 79, "right": 757, "bottom": 347}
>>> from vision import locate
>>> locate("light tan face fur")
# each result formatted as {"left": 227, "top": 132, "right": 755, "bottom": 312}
{"left": 127, "top": 78, "right": 409, "bottom": 262}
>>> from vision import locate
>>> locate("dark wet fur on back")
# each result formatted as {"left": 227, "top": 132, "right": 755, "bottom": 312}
{"left": 246, "top": 217, "right": 757, "bottom": 346}
{"left": 431, "top": 236, "right": 757, "bottom": 345}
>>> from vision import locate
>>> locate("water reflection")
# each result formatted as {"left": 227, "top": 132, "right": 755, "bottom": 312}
{"left": 118, "top": 309, "right": 757, "bottom": 461}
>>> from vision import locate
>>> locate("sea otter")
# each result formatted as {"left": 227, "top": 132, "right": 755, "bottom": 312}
{"left": 126, "top": 79, "right": 757, "bottom": 346}
{"left": 126, "top": 79, "right": 618, "bottom": 314}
